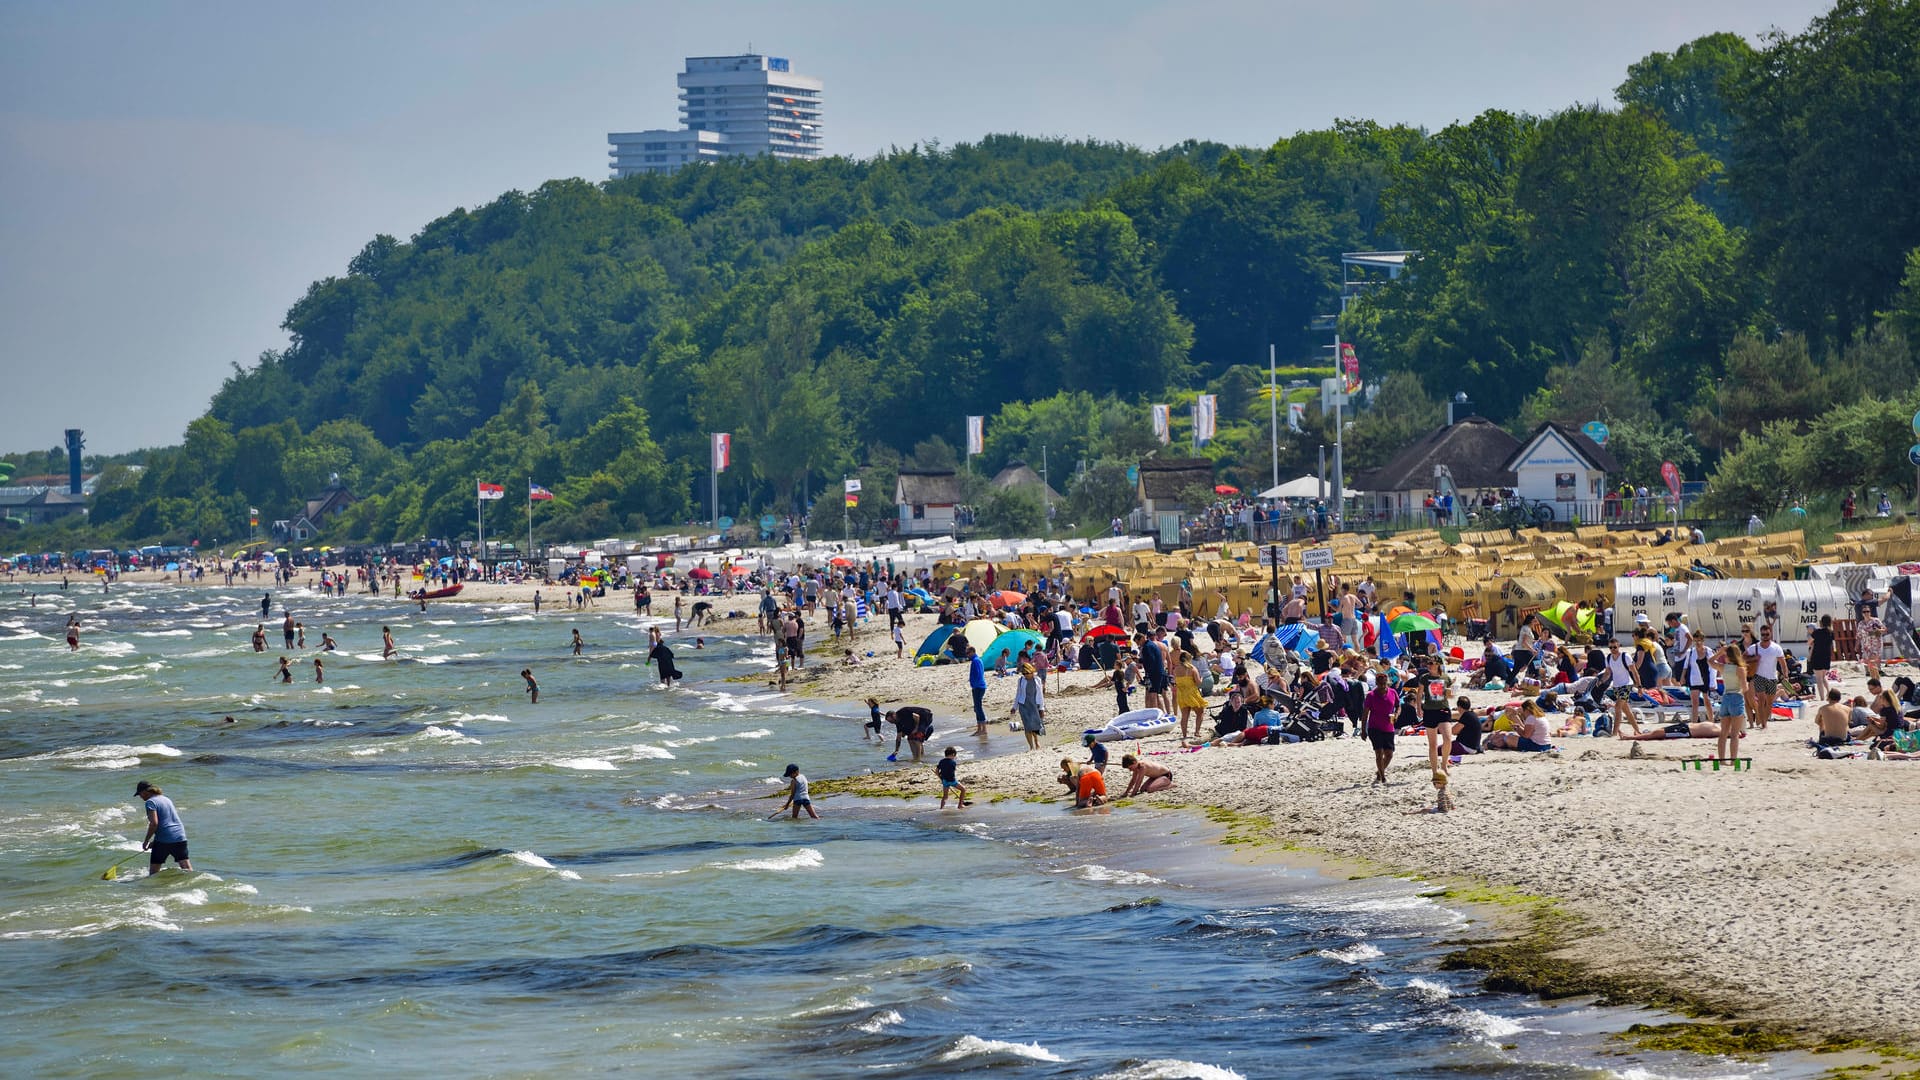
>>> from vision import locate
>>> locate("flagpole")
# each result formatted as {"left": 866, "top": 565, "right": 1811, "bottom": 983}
{"left": 1269, "top": 343, "right": 1279, "bottom": 491}
{"left": 527, "top": 479, "right": 534, "bottom": 565}
{"left": 475, "top": 478, "right": 484, "bottom": 581}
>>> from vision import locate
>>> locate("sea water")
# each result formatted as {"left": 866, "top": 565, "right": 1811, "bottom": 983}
{"left": 0, "top": 582, "right": 1804, "bottom": 1078}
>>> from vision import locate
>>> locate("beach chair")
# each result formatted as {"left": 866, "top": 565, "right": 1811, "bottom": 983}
{"left": 1680, "top": 756, "right": 1753, "bottom": 771}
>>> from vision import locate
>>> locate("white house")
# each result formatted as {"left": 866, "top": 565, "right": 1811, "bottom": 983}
{"left": 895, "top": 470, "right": 960, "bottom": 537}
{"left": 1500, "top": 422, "right": 1620, "bottom": 523}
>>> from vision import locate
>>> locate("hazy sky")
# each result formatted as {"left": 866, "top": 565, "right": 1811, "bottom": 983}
{"left": 0, "top": 0, "right": 1829, "bottom": 454}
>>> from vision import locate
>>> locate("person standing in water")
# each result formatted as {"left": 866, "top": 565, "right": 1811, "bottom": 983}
{"left": 261, "top": 592, "right": 271, "bottom": 618}
{"left": 777, "top": 764, "right": 820, "bottom": 819}
{"left": 522, "top": 668, "right": 539, "bottom": 704}
{"left": 312, "top": 656, "right": 324, "bottom": 684}
{"left": 65, "top": 615, "right": 81, "bottom": 651}
{"left": 136, "top": 780, "right": 192, "bottom": 874}
{"left": 571, "top": 628, "right": 584, "bottom": 656}
{"left": 381, "top": 626, "right": 396, "bottom": 659}
{"left": 275, "top": 656, "right": 293, "bottom": 683}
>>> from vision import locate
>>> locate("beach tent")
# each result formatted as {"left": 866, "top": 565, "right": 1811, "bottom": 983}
{"left": 1251, "top": 624, "right": 1319, "bottom": 665}
{"left": 959, "top": 619, "right": 1001, "bottom": 656}
{"left": 913, "top": 624, "right": 960, "bottom": 666}
{"left": 981, "top": 629, "right": 1044, "bottom": 668}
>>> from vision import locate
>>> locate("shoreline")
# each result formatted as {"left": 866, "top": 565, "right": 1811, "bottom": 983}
{"left": 777, "top": 615, "right": 1919, "bottom": 1055}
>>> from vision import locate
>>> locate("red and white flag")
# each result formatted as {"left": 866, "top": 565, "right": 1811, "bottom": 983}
{"left": 477, "top": 482, "right": 505, "bottom": 500}
{"left": 712, "top": 432, "right": 731, "bottom": 472}
{"left": 529, "top": 483, "right": 554, "bottom": 501}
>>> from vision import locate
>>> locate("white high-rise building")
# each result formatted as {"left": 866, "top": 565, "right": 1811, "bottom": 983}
{"left": 609, "top": 53, "right": 823, "bottom": 178}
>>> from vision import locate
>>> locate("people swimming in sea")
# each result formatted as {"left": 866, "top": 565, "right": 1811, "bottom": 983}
{"left": 65, "top": 615, "right": 80, "bottom": 651}
{"left": 251, "top": 624, "right": 267, "bottom": 652}
{"left": 275, "top": 656, "right": 292, "bottom": 684}
{"left": 522, "top": 668, "right": 539, "bottom": 704}
{"left": 381, "top": 626, "right": 396, "bottom": 659}
{"left": 320, "top": 632, "right": 336, "bottom": 652}
{"left": 312, "top": 656, "right": 324, "bottom": 684}
{"left": 571, "top": 628, "right": 584, "bottom": 656}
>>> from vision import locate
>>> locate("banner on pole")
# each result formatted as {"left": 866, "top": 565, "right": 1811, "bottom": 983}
{"left": 477, "top": 482, "right": 505, "bottom": 500}
{"left": 1192, "top": 395, "right": 1217, "bottom": 446}
{"left": 965, "top": 415, "right": 984, "bottom": 456}
{"left": 1339, "top": 343, "right": 1360, "bottom": 393}
{"left": 844, "top": 478, "right": 862, "bottom": 493}
{"left": 711, "top": 432, "right": 731, "bottom": 473}
{"left": 845, "top": 493, "right": 859, "bottom": 508}
{"left": 529, "top": 483, "right": 555, "bottom": 501}
{"left": 1287, "top": 403, "right": 1305, "bottom": 432}
{"left": 1150, "top": 404, "right": 1170, "bottom": 445}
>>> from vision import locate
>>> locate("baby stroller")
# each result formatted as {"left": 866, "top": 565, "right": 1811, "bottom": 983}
{"left": 1269, "top": 689, "right": 1344, "bottom": 742}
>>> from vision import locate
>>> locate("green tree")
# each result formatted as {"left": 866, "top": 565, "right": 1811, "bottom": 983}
{"left": 1616, "top": 31, "right": 1758, "bottom": 218}
{"left": 1344, "top": 372, "right": 1443, "bottom": 472}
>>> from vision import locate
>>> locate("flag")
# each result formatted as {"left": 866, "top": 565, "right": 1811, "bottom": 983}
{"left": 965, "top": 415, "right": 984, "bottom": 456}
{"left": 845, "top": 493, "right": 860, "bottom": 508}
{"left": 1287, "top": 403, "right": 1305, "bottom": 433}
{"left": 478, "top": 482, "right": 505, "bottom": 500}
{"left": 1193, "top": 395, "right": 1217, "bottom": 446}
{"left": 248, "top": 506, "right": 259, "bottom": 527}
{"left": 844, "top": 478, "right": 862, "bottom": 494}
{"left": 711, "top": 432, "right": 731, "bottom": 473}
{"left": 1340, "top": 343, "right": 1361, "bottom": 394}
{"left": 1151, "top": 404, "right": 1170, "bottom": 445}
{"left": 529, "top": 483, "right": 555, "bottom": 501}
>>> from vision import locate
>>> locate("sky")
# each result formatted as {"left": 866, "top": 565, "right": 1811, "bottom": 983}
{"left": 0, "top": 0, "right": 1832, "bottom": 455}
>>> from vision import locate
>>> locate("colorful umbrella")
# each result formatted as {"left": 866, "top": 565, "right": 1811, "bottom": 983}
{"left": 1082, "top": 624, "right": 1128, "bottom": 641}
{"left": 988, "top": 590, "right": 1026, "bottom": 609}
{"left": 1214, "top": 484, "right": 1240, "bottom": 495}
{"left": 1389, "top": 612, "right": 1441, "bottom": 634}
{"left": 829, "top": 556, "right": 853, "bottom": 567}
{"left": 687, "top": 567, "right": 714, "bottom": 580}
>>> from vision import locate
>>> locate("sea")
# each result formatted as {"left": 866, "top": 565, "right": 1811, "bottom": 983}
{"left": 0, "top": 580, "right": 1814, "bottom": 1078}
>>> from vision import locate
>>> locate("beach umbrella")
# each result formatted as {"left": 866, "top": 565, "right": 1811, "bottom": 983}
{"left": 906, "top": 587, "right": 933, "bottom": 603}
{"left": 981, "top": 629, "right": 1045, "bottom": 668}
{"left": 987, "top": 589, "right": 1026, "bottom": 609}
{"left": 829, "top": 556, "right": 853, "bottom": 567}
{"left": 1082, "top": 624, "right": 1128, "bottom": 642}
{"left": 728, "top": 565, "right": 751, "bottom": 575}
{"left": 687, "top": 567, "right": 714, "bottom": 580}
{"left": 1214, "top": 484, "right": 1240, "bottom": 495}
{"left": 1272, "top": 623, "right": 1315, "bottom": 650}
{"left": 1389, "top": 612, "right": 1441, "bottom": 634}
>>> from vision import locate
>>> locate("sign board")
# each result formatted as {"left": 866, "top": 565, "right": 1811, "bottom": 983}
{"left": 1912, "top": 408, "right": 1920, "bottom": 437}
{"left": 1257, "top": 545, "right": 1288, "bottom": 568}
{"left": 1301, "top": 546, "right": 1335, "bottom": 570}
{"left": 716, "top": 516, "right": 733, "bottom": 531}
{"left": 1909, "top": 443, "right": 1920, "bottom": 468}
{"left": 1582, "top": 420, "right": 1610, "bottom": 446}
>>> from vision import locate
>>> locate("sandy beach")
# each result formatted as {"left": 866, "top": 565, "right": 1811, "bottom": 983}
{"left": 765, "top": 610, "right": 1920, "bottom": 1048}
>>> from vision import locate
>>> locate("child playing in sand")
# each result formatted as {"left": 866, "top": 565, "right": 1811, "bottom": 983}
{"left": 936, "top": 747, "right": 971, "bottom": 809}
{"left": 1118, "top": 754, "right": 1173, "bottom": 796}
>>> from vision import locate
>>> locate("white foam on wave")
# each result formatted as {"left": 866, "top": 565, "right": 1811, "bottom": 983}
{"left": 416, "top": 725, "right": 481, "bottom": 745}
{"left": 229, "top": 883, "right": 257, "bottom": 895}
{"left": 552, "top": 758, "right": 618, "bottom": 771}
{"left": 15, "top": 743, "right": 182, "bottom": 770}
{"left": 1056, "top": 864, "right": 1164, "bottom": 887}
{"left": 166, "top": 889, "right": 210, "bottom": 907}
{"left": 852, "top": 1009, "right": 903, "bottom": 1034}
{"left": 505, "top": 850, "right": 581, "bottom": 881}
{"left": 1317, "top": 942, "right": 1384, "bottom": 964}
{"left": 88, "top": 641, "right": 137, "bottom": 656}
{"left": 726, "top": 759, "right": 758, "bottom": 768}
{"left": 312, "top": 686, "right": 334, "bottom": 694}
{"left": 302, "top": 719, "right": 353, "bottom": 728}
{"left": 1405, "top": 977, "right": 1452, "bottom": 1003}
{"left": 1446, "top": 1008, "right": 1527, "bottom": 1040}
{"left": 1096, "top": 1061, "right": 1246, "bottom": 1080}
{"left": 349, "top": 747, "right": 387, "bottom": 756}
{"left": 448, "top": 712, "right": 510, "bottom": 724}
{"left": 714, "top": 848, "right": 823, "bottom": 873}
{"left": 134, "top": 630, "right": 193, "bottom": 638}
{"left": 938, "top": 1035, "right": 1066, "bottom": 1064}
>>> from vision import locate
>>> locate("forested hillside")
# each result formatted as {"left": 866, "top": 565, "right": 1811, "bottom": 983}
{"left": 39, "top": 1, "right": 1920, "bottom": 546}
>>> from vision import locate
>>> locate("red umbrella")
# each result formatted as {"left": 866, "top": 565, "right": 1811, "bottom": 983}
{"left": 988, "top": 590, "right": 1026, "bottom": 609}
{"left": 829, "top": 556, "right": 853, "bottom": 568}
{"left": 687, "top": 567, "right": 714, "bottom": 580}
{"left": 1214, "top": 484, "right": 1240, "bottom": 495}
{"left": 1083, "top": 624, "right": 1128, "bottom": 641}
